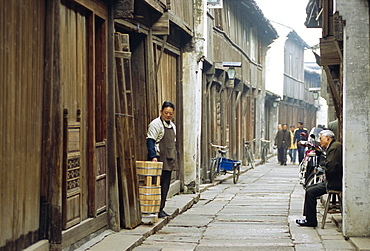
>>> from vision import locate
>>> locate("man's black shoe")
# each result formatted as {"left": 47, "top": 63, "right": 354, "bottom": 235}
{"left": 158, "top": 210, "right": 169, "bottom": 218}
{"left": 296, "top": 218, "right": 317, "bottom": 227}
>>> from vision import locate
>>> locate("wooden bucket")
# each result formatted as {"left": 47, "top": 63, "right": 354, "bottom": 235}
{"left": 136, "top": 161, "right": 163, "bottom": 176}
{"left": 140, "top": 200, "right": 161, "bottom": 214}
{"left": 139, "top": 186, "right": 161, "bottom": 201}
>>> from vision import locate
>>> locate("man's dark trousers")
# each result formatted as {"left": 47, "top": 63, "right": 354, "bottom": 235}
{"left": 160, "top": 170, "right": 172, "bottom": 211}
{"left": 303, "top": 182, "right": 327, "bottom": 225}
{"left": 298, "top": 146, "right": 305, "bottom": 164}
{"left": 278, "top": 142, "right": 287, "bottom": 165}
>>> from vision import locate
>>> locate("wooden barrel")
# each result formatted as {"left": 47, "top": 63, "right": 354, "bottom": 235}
{"left": 136, "top": 161, "right": 163, "bottom": 176}
{"left": 140, "top": 200, "right": 161, "bottom": 214}
{"left": 139, "top": 186, "right": 161, "bottom": 200}
{"left": 137, "top": 161, "right": 162, "bottom": 214}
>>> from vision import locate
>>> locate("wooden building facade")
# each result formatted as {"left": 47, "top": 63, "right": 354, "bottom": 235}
{"left": 264, "top": 22, "right": 317, "bottom": 143}
{"left": 279, "top": 30, "right": 317, "bottom": 130}
{"left": 200, "top": 0, "right": 277, "bottom": 181}
{"left": 0, "top": 0, "right": 120, "bottom": 250}
{"left": 0, "top": 0, "right": 197, "bottom": 249}
{"left": 114, "top": 0, "right": 194, "bottom": 196}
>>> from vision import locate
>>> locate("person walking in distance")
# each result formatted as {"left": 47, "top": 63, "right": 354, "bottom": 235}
{"left": 275, "top": 124, "right": 282, "bottom": 164}
{"left": 274, "top": 124, "right": 291, "bottom": 165}
{"left": 146, "top": 101, "right": 178, "bottom": 218}
{"left": 288, "top": 125, "right": 297, "bottom": 164}
{"left": 294, "top": 122, "right": 308, "bottom": 164}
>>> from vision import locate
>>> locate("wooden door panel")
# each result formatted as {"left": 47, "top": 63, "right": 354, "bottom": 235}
{"left": 63, "top": 110, "right": 82, "bottom": 229}
{"left": 95, "top": 142, "right": 107, "bottom": 214}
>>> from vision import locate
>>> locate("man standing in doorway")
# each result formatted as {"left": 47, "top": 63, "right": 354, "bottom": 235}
{"left": 275, "top": 124, "right": 291, "bottom": 165}
{"left": 146, "top": 101, "right": 178, "bottom": 218}
{"left": 294, "top": 122, "right": 308, "bottom": 164}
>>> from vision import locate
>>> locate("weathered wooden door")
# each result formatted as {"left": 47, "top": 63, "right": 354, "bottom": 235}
{"left": 60, "top": 0, "right": 108, "bottom": 230}
{"left": 155, "top": 44, "right": 180, "bottom": 183}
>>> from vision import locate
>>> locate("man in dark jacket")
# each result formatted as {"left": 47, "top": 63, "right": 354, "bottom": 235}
{"left": 274, "top": 124, "right": 291, "bottom": 165}
{"left": 296, "top": 130, "right": 343, "bottom": 227}
{"left": 294, "top": 122, "right": 308, "bottom": 163}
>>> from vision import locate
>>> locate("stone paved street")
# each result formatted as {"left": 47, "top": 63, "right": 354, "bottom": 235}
{"left": 133, "top": 158, "right": 354, "bottom": 251}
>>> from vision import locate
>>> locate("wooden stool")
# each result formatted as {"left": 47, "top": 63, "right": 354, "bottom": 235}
{"left": 321, "top": 190, "right": 342, "bottom": 229}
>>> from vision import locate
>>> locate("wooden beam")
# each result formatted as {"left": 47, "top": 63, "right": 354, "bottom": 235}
{"left": 152, "top": 12, "right": 170, "bottom": 35}
{"left": 87, "top": 10, "right": 97, "bottom": 219}
{"left": 323, "top": 65, "right": 341, "bottom": 118}
{"left": 114, "top": 19, "right": 149, "bottom": 35}
{"left": 73, "top": 0, "right": 108, "bottom": 18}
{"left": 334, "top": 41, "right": 343, "bottom": 62}
{"left": 40, "top": 0, "right": 55, "bottom": 239}
{"left": 320, "top": 37, "right": 341, "bottom": 65}
{"left": 48, "top": 0, "right": 63, "bottom": 244}
{"left": 107, "top": 3, "right": 120, "bottom": 232}
{"left": 155, "top": 35, "right": 168, "bottom": 75}
{"left": 168, "top": 11, "right": 192, "bottom": 37}
{"left": 143, "top": 0, "right": 165, "bottom": 14}
{"left": 233, "top": 91, "right": 242, "bottom": 110}
{"left": 146, "top": 28, "right": 158, "bottom": 119}
{"left": 115, "top": 51, "right": 131, "bottom": 59}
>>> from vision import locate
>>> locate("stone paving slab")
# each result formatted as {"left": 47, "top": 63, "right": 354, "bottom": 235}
{"left": 321, "top": 239, "right": 355, "bottom": 250}
{"left": 166, "top": 214, "right": 214, "bottom": 227}
{"left": 144, "top": 233, "right": 201, "bottom": 244}
{"left": 294, "top": 243, "right": 325, "bottom": 251}
{"left": 196, "top": 246, "right": 295, "bottom": 251}
{"left": 215, "top": 215, "right": 288, "bottom": 222}
{"left": 134, "top": 242, "right": 198, "bottom": 251}
{"left": 154, "top": 226, "right": 206, "bottom": 235}
{"left": 349, "top": 237, "right": 370, "bottom": 251}
{"left": 196, "top": 238, "right": 293, "bottom": 246}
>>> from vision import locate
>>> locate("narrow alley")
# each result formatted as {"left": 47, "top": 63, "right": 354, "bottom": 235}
{"left": 131, "top": 159, "right": 353, "bottom": 250}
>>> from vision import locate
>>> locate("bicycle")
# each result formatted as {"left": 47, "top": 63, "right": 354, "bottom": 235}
{"left": 243, "top": 139, "right": 255, "bottom": 169}
{"left": 260, "top": 139, "right": 271, "bottom": 164}
{"left": 298, "top": 135, "right": 326, "bottom": 188}
{"left": 209, "top": 143, "right": 241, "bottom": 184}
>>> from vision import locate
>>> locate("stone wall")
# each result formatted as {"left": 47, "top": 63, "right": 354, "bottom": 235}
{"left": 339, "top": 0, "right": 370, "bottom": 237}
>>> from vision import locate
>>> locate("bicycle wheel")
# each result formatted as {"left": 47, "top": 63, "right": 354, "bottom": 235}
{"left": 233, "top": 164, "right": 240, "bottom": 184}
{"left": 209, "top": 158, "right": 219, "bottom": 183}
{"left": 248, "top": 152, "right": 255, "bottom": 168}
{"left": 304, "top": 173, "right": 323, "bottom": 188}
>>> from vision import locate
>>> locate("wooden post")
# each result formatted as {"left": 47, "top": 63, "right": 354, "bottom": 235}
{"left": 48, "top": 0, "right": 63, "bottom": 246}
{"left": 87, "top": 12, "right": 97, "bottom": 218}
{"left": 107, "top": 3, "right": 120, "bottom": 232}
{"left": 146, "top": 28, "right": 158, "bottom": 120}
{"left": 40, "top": 0, "right": 55, "bottom": 240}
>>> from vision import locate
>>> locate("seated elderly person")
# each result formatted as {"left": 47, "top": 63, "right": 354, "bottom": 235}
{"left": 296, "top": 130, "right": 343, "bottom": 227}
